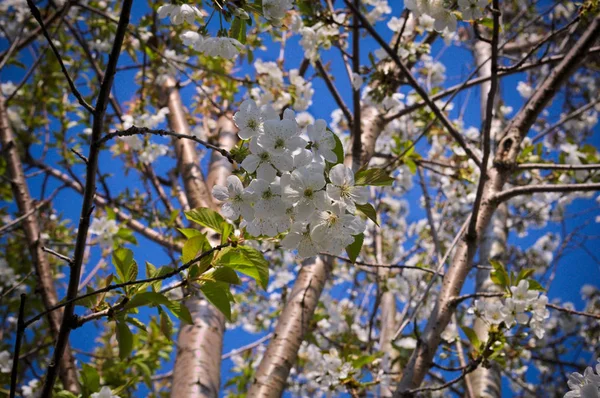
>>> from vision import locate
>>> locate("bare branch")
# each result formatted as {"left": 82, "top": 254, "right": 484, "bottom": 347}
{"left": 25, "top": 0, "right": 95, "bottom": 113}
{"left": 9, "top": 294, "right": 26, "bottom": 398}
{"left": 491, "top": 183, "right": 600, "bottom": 203}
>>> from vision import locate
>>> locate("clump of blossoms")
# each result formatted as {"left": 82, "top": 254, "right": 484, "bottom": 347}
{"left": 212, "top": 99, "right": 388, "bottom": 259}
{"left": 470, "top": 279, "right": 550, "bottom": 338}
{"left": 564, "top": 359, "right": 600, "bottom": 398}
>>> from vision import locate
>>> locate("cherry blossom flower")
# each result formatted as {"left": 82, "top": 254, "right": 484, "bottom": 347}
{"left": 233, "top": 99, "right": 278, "bottom": 140}
{"left": 306, "top": 119, "right": 337, "bottom": 163}
{"left": 212, "top": 175, "right": 255, "bottom": 220}
{"left": 157, "top": 4, "right": 201, "bottom": 25}
{"left": 326, "top": 164, "right": 369, "bottom": 212}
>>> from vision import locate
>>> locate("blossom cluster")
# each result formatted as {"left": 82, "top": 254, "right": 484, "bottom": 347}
{"left": 405, "top": 0, "right": 488, "bottom": 32}
{"left": 565, "top": 359, "right": 600, "bottom": 398}
{"left": 212, "top": 99, "right": 369, "bottom": 259}
{"left": 470, "top": 280, "right": 550, "bottom": 338}
{"left": 118, "top": 108, "right": 170, "bottom": 164}
{"left": 159, "top": 1, "right": 294, "bottom": 59}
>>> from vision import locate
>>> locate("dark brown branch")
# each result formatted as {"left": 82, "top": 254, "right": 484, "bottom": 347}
{"left": 467, "top": 2, "right": 500, "bottom": 240}
{"left": 516, "top": 163, "right": 600, "bottom": 171}
{"left": 40, "top": 0, "right": 133, "bottom": 395}
{"left": 351, "top": 0, "right": 362, "bottom": 171}
{"left": 9, "top": 294, "right": 26, "bottom": 398}
{"left": 344, "top": 0, "right": 482, "bottom": 168}
{"left": 491, "top": 183, "right": 600, "bottom": 203}
{"left": 25, "top": 0, "right": 95, "bottom": 113}
{"left": 97, "top": 126, "right": 235, "bottom": 164}
{"left": 546, "top": 303, "right": 600, "bottom": 320}
{"left": 314, "top": 60, "right": 353, "bottom": 126}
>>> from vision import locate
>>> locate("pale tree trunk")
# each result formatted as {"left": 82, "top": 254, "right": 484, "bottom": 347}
{"left": 395, "top": 15, "right": 600, "bottom": 395}
{"left": 466, "top": 38, "right": 504, "bottom": 398}
{"left": 160, "top": 76, "right": 232, "bottom": 398}
{"left": 249, "top": 104, "right": 386, "bottom": 397}
{"left": 377, "top": 227, "right": 400, "bottom": 397}
{"left": 0, "top": 98, "right": 80, "bottom": 394}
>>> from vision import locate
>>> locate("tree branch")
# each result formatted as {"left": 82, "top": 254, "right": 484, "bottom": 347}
{"left": 491, "top": 183, "right": 600, "bottom": 203}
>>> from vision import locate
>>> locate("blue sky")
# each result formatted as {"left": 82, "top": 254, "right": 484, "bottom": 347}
{"left": 2, "top": 0, "right": 600, "bottom": 396}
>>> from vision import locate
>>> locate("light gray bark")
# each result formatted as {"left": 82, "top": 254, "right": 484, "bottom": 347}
{"left": 160, "top": 77, "right": 232, "bottom": 398}
{"left": 0, "top": 97, "right": 80, "bottom": 394}
{"left": 394, "top": 15, "right": 600, "bottom": 395}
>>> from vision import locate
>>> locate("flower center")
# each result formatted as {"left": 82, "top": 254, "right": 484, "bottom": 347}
{"left": 259, "top": 152, "right": 270, "bottom": 161}
{"left": 262, "top": 189, "right": 273, "bottom": 200}
{"left": 274, "top": 138, "right": 286, "bottom": 149}
{"left": 247, "top": 118, "right": 259, "bottom": 130}
{"left": 339, "top": 185, "right": 352, "bottom": 198}
{"left": 303, "top": 188, "right": 313, "bottom": 198}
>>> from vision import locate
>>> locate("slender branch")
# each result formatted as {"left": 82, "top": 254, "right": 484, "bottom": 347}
{"left": 546, "top": 303, "right": 600, "bottom": 320}
{"left": 516, "top": 163, "right": 600, "bottom": 171}
{"left": 328, "top": 254, "right": 443, "bottom": 276}
{"left": 97, "top": 126, "right": 235, "bottom": 164}
{"left": 24, "top": 243, "right": 229, "bottom": 329}
{"left": 344, "top": 0, "right": 482, "bottom": 168}
{"left": 25, "top": 0, "right": 95, "bottom": 113}
{"left": 532, "top": 98, "right": 600, "bottom": 142}
{"left": 315, "top": 60, "right": 353, "bottom": 127}
{"left": 467, "top": 1, "right": 500, "bottom": 240}
{"left": 40, "top": 0, "right": 133, "bottom": 395}
{"left": 9, "top": 294, "right": 26, "bottom": 398}
{"left": 351, "top": 0, "right": 362, "bottom": 171}
{"left": 42, "top": 246, "right": 73, "bottom": 264}
{"left": 408, "top": 357, "right": 482, "bottom": 394}
{"left": 491, "top": 183, "right": 600, "bottom": 203}
{"left": 221, "top": 332, "right": 274, "bottom": 360}
{"left": 0, "top": 185, "right": 63, "bottom": 236}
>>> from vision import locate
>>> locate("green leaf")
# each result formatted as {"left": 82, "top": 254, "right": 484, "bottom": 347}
{"left": 185, "top": 208, "right": 226, "bottom": 234}
{"left": 354, "top": 168, "right": 395, "bottom": 186}
{"left": 527, "top": 279, "right": 546, "bottom": 291}
{"left": 177, "top": 227, "right": 204, "bottom": 239}
{"left": 229, "top": 17, "right": 247, "bottom": 44}
{"left": 80, "top": 363, "right": 100, "bottom": 395}
{"left": 124, "top": 292, "right": 171, "bottom": 311}
{"left": 490, "top": 259, "right": 509, "bottom": 289}
{"left": 159, "top": 309, "right": 173, "bottom": 340}
{"left": 328, "top": 128, "right": 344, "bottom": 165}
{"left": 164, "top": 301, "right": 194, "bottom": 325}
{"left": 126, "top": 317, "right": 148, "bottom": 332}
{"left": 355, "top": 203, "right": 379, "bottom": 226}
{"left": 116, "top": 227, "right": 137, "bottom": 245}
{"left": 352, "top": 352, "right": 383, "bottom": 368}
{"left": 516, "top": 269, "right": 534, "bottom": 284}
{"left": 345, "top": 233, "right": 364, "bottom": 263}
{"left": 202, "top": 266, "right": 242, "bottom": 285}
{"left": 116, "top": 320, "right": 133, "bottom": 359}
{"left": 215, "top": 246, "right": 269, "bottom": 289}
{"left": 461, "top": 326, "right": 481, "bottom": 352}
{"left": 221, "top": 222, "right": 233, "bottom": 245}
{"left": 182, "top": 233, "right": 211, "bottom": 264}
{"left": 405, "top": 158, "right": 417, "bottom": 174}
{"left": 199, "top": 281, "right": 232, "bottom": 321}
{"left": 112, "top": 247, "right": 137, "bottom": 282}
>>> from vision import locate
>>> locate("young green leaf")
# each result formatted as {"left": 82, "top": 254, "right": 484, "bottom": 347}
{"left": 215, "top": 246, "right": 269, "bottom": 289}
{"left": 345, "top": 233, "right": 364, "bottom": 263}
{"left": 461, "top": 326, "right": 481, "bottom": 352}
{"left": 201, "top": 266, "right": 242, "bottom": 285}
{"left": 355, "top": 203, "right": 379, "bottom": 226}
{"left": 354, "top": 168, "right": 395, "bottom": 186}
{"left": 185, "top": 208, "right": 227, "bottom": 233}
{"left": 112, "top": 248, "right": 137, "bottom": 282}
{"left": 182, "top": 233, "right": 211, "bottom": 263}
{"left": 116, "top": 320, "right": 133, "bottom": 359}
{"left": 80, "top": 363, "right": 100, "bottom": 395}
{"left": 199, "top": 281, "right": 232, "bottom": 321}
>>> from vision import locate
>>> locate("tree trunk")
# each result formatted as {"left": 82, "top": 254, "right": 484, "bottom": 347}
{"left": 466, "top": 38, "right": 504, "bottom": 398}
{"left": 0, "top": 98, "right": 81, "bottom": 394}
{"left": 160, "top": 77, "right": 229, "bottom": 398}
{"left": 394, "top": 15, "right": 600, "bottom": 395}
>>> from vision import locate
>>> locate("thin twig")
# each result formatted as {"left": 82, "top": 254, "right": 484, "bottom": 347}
{"left": 491, "top": 183, "right": 600, "bottom": 203}
{"left": 25, "top": 0, "right": 95, "bottom": 113}
{"left": 41, "top": 246, "right": 73, "bottom": 264}
{"left": 97, "top": 126, "right": 235, "bottom": 164}
{"left": 9, "top": 294, "right": 26, "bottom": 398}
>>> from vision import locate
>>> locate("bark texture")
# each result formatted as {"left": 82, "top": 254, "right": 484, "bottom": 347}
{"left": 466, "top": 38, "right": 503, "bottom": 398}
{"left": 247, "top": 256, "right": 334, "bottom": 396}
{"left": 394, "top": 15, "right": 600, "bottom": 395}
{"left": 0, "top": 98, "right": 81, "bottom": 394}
{"left": 161, "top": 77, "right": 233, "bottom": 398}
